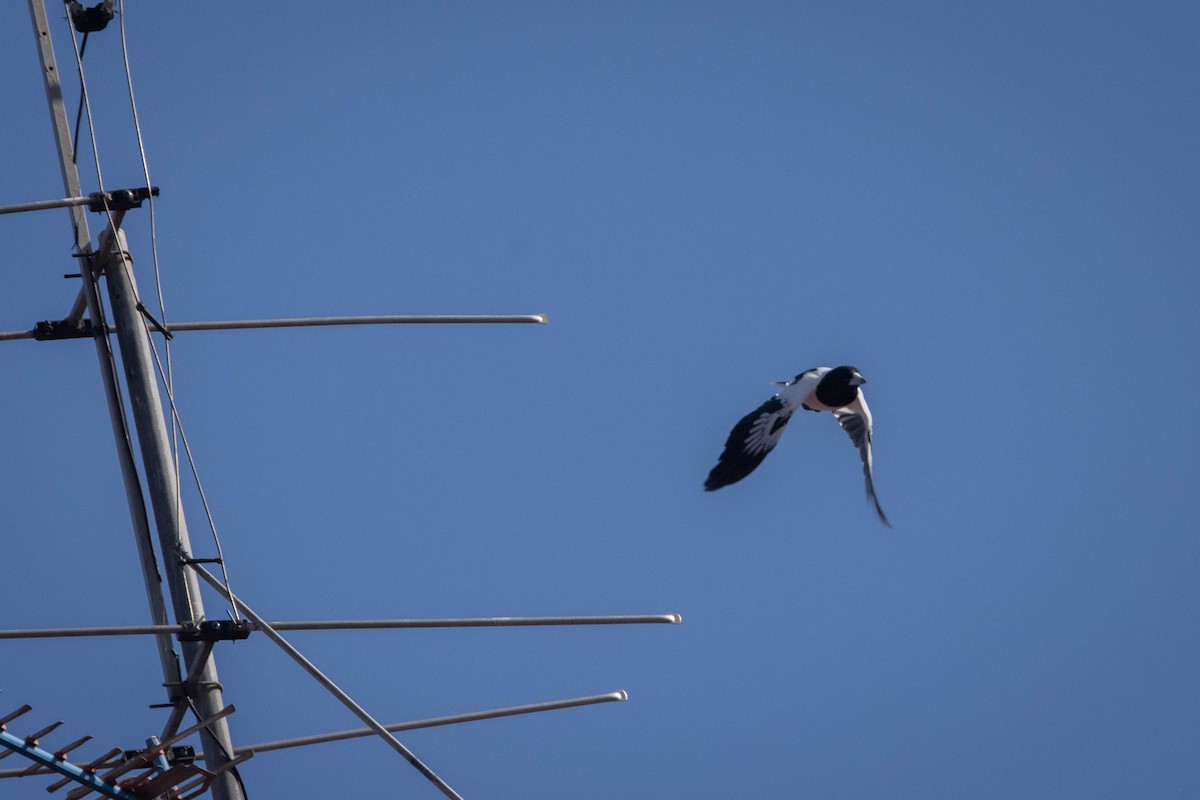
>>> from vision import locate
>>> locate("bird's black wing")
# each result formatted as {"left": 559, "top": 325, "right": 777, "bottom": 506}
{"left": 704, "top": 396, "right": 795, "bottom": 491}
{"left": 832, "top": 395, "right": 891, "bottom": 527}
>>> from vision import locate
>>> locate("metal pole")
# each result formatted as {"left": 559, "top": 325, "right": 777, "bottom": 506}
{"left": 26, "top": 0, "right": 183, "bottom": 699}
{"left": 0, "top": 613, "right": 682, "bottom": 639}
{"left": 165, "top": 314, "right": 548, "bottom": 330}
{"left": 0, "top": 313, "right": 549, "bottom": 341}
{"left": 0, "top": 194, "right": 97, "bottom": 215}
{"left": 99, "top": 228, "right": 243, "bottom": 800}
{"left": 227, "top": 692, "right": 628, "bottom": 755}
{"left": 0, "top": 188, "right": 156, "bottom": 217}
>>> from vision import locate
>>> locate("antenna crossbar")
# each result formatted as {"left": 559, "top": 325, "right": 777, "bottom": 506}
{"left": 165, "top": 314, "right": 549, "bottom": 330}
{"left": 0, "top": 614, "right": 681, "bottom": 640}
{"left": 0, "top": 313, "right": 549, "bottom": 342}
{"left": 219, "top": 691, "right": 628, "bottom": 755}
{"left": 0, "top": 187, "right": 157, "bottom": 216}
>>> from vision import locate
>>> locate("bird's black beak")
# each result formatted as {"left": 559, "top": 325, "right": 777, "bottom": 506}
{"left": 849, "top": 372, "right": 866, "bottom": 387}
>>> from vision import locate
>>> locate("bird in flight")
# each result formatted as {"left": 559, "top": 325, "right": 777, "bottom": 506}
{"left": 704, "top": 365, "right": 891, "bottom": 527}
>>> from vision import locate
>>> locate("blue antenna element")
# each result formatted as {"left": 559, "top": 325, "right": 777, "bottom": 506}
{"left": 0, "top": 703, "right": 250, "bottom": 799}
{"left": 143, "top": 737, "right": 171, "bottom": 776}
{"left": 0, "top": 706, "right": 136, "bottom": 800}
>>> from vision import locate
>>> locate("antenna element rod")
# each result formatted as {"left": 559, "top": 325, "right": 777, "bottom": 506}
{"left": 225, "top": 692, "right": 628, "bottom": 754}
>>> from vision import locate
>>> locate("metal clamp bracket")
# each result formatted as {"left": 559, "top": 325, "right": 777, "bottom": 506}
{"left": 32, "top": 319, "right": 94, "bottom": 341}
{"left": 88, "top": 187, "right": 158, "bottom": 213}
{"left": 177, "top": 621, "right": 251, "bottom": 643}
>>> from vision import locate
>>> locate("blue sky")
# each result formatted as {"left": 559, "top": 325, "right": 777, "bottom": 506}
{"left": 2, "top": 2, "right": 1198, "bottom": 798}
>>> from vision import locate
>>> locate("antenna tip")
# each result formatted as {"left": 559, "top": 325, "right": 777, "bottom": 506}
{"left": 666, "top": 613, "right": 682, "bottom": 624}
{"left": 534, "top": 314, "right": 549, "bottom": 324}
{"left": 615, "top": 690, "right": 629, "bottom": 702}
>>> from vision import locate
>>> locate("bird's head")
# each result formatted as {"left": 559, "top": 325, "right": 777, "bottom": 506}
{"left": 829, "top": 365, "right": 866, "bottom": 387}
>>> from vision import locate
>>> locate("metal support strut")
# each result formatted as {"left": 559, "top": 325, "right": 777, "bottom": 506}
{"left": 97, "top": 221, "right": 245, "bottom": 800}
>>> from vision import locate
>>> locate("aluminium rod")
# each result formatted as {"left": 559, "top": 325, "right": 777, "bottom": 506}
{"left": 0, "top": 329, "right": 40, "bottom": 341}
{"left": 0, "top": 613, "right": 681, "bottom": 639}
{"left": 0, "top": 314, "right": 548, "bottom": 342}
{"left": 188, "top": 563, "right": 464, "bottom": 800}
{"left": 0, "top": 187, "right": 156, "bottom": 216}
{"left": 65, "top": 284, "right": 88, "bottom": 324}
{"left": 165, "top": 314, "right": 548, "bottom": 330}
{"left": 266, "top": 613, "right": 683, "bottom": 629}
{"left": 217, "top": 691, "right": 628, "bottom": 756}
{"left": 0, "top": 194, "right": 95, "bottom": 215}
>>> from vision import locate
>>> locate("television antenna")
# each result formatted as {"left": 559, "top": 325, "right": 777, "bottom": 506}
{"left": 1, "top": 3, "right": 680, "bottom": 798}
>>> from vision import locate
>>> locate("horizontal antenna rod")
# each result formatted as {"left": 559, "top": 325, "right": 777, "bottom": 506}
{"left": 221, "top": 691, "right": 628, "bottom": 756}
{"left": 0, "top": 693, "right": 626, "bottom": 779}
{"left": 0, "top": 187, "right": 157, "bottom": 216}
{"left": 0, "top": 614, "right": 681, "bottom": 640}
{"left": 0, "top": 195, "right": 95, "bottom": 214}
{"left": 0, "top": 314, "right": 548, "bottom": 341}
{"left": 166, "top": 314, "right": 548, "bottom": 330}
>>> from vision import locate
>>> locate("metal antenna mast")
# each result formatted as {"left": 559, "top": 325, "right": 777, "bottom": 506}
{"left": 27, "top": 1, "right": 243, "bottom": 796}
{"left": 11, "top": 3, "right": 679, "bottom": 798}
{"left": 102, "top": 222, "right": 245, "bottom": 800}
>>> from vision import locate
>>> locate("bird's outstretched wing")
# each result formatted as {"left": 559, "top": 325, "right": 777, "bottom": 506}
{"left": 832, "top": 395, "right": 891, "bottom": 527}
{"left": 704, "top": 396, "right": 796, "bottom": 491}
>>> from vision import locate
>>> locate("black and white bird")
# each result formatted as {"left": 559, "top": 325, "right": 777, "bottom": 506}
{"left": 704, "top": 365, "right": 891, "bottom": 527}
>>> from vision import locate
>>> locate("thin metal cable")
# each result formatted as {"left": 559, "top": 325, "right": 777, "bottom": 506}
{"left": 140, "top": 317, "right": 242, "bottom": 623}
{"left": 70, "top": 31, "right": 89, "bottom": 164}
{"left": 115, "top": 0, "right": 185, "bottom": 600}
{"left": 118, "top": 2, "right": 165, "bottom": 320}
{"left": 115, "top": 0, "right": 197, "bottom": 608}
{"left": 64, "top": 14, "right": 120, "bottom": 245}
{"left": 109, "top": 3, "right": 240, "bottom": 623}
{"left": 118, "top": 1, "right": 170, "bottom": 361}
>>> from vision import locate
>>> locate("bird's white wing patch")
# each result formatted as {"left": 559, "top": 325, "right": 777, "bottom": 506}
{"left": 779, "top": 368, "right": 828, "bottom": 412}
{"left": 742, "top": 398, "right": 793, "bottom": 455}
{"left": 833, "top": 394, "right": 891, "bottom": 527}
